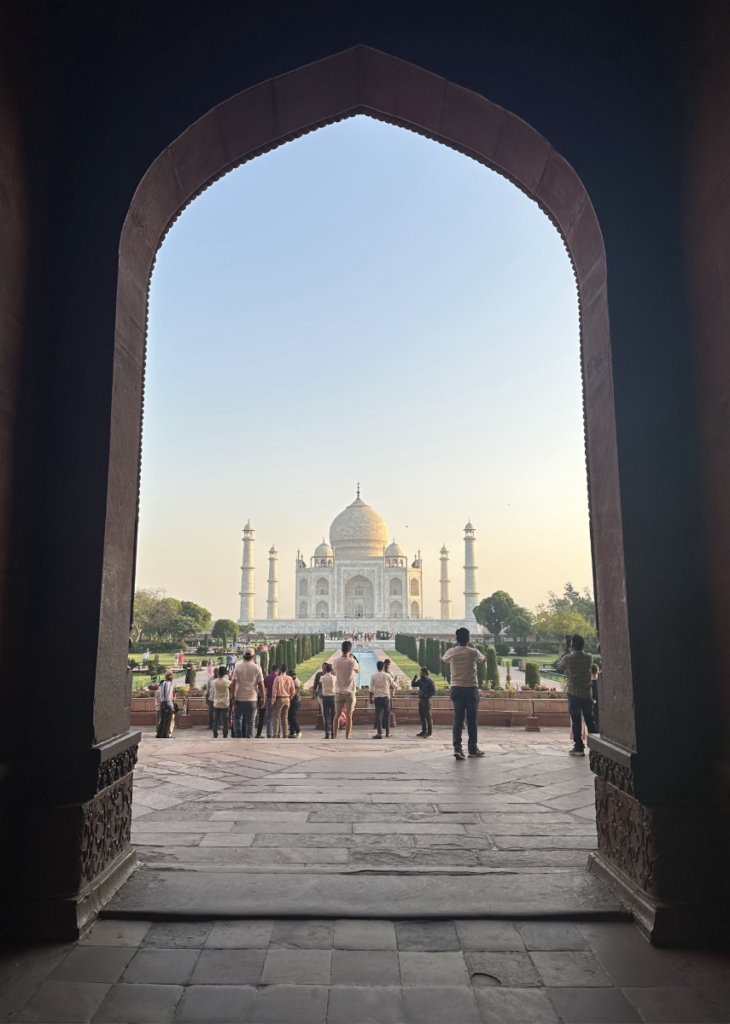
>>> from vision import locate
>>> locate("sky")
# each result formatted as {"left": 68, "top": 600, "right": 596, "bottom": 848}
{"left": 137, "top": 114, "right": 592, "bottom": 622}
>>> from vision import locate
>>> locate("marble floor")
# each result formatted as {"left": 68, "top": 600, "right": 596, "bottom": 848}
{"left": 4, "top": 727, "right": 729, "bottom": 1022}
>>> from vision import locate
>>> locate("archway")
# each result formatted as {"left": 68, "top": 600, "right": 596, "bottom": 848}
{"left": 344, "top": 574, "right": 375, "bottom": 618}
{"left": 103, "top": 44, "right": 634, "bottom": 933}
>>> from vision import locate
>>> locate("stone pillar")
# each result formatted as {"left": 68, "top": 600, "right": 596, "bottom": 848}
{"left": 239, "top": 521, "right": 255, "bottom": 623}
{"left": 267, "top": 544, "right": 278, "bottom": 620}
{"left": 439, "top": 544, "right": 452, "bottom": 619}
{"left": 463, "top": 523, "right": 479, "bottom": 621}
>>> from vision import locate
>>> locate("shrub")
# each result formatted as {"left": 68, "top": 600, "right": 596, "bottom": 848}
{"left": 512, "top": 658, "right": 519, "bottom": 667}
{"left": 259, "top": 650, "right": 268, "bottom": 674}
{"left": 514, "top": 643, "right": 528, "bottom": 656}
{"left": 486, "top": 647, "right": 500, "bottom": 688}
{"left": 495, "top": 642, "right": 510, "bottom": 657}
{"left": 525, "top": 662, "right": 541, "bottom": 689}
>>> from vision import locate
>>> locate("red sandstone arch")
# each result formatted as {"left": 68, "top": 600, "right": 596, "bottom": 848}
{"left": 108, "top": 46, "right": 630, "bottom": 740}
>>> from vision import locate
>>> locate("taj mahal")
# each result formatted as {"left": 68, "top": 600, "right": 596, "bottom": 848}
{"left": 237, "top": 488, "right": 484, "bottom": 636}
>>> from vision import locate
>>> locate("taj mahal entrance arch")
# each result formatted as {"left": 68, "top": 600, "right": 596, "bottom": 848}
{"left": 344, "top": 574, "right": 375, "bottom": 618}
{"left": 9, "top": 40, "right": 720, "bottom": 946}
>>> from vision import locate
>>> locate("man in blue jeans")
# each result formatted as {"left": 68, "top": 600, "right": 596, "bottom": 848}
{"left": 556, "top": 634, "right": 596, "bottom": 756}
{"left": 442, "top": 627, "right": 486, "bottom": 760}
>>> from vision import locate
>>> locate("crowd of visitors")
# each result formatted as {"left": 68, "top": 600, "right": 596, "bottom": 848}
{"left": 153, "top": 630, "right": 598, "bottom": 758}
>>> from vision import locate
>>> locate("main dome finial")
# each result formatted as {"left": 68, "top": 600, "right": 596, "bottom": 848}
{"left": 356, "top": 481, "right": 360, "bottom": 499}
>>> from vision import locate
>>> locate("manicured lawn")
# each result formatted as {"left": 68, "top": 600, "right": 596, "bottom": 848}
{"left": 385, "top": 649, "right": 449, "bottom": 684}
{"left": 294, "top": 651, "right": 336, "bottom": 688}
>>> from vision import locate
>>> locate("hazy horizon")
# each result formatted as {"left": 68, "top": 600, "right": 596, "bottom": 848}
{"left": 136, "top": 115, "right": 592, "bottom": 622}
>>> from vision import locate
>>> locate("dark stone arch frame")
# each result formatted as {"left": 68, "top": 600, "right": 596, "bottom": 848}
{"left": 100, "top": 43, "right": 651, "bottom": 933}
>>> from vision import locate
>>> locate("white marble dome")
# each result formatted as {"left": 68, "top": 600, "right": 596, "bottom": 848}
{"left": 385, "top": 539, "right": 404, "bottom": 557}
{"left": 330, "top": 493, "right": 388, "bottom": 558}
{"left": 314, "top": 539, "right": 333, "bottom": 557}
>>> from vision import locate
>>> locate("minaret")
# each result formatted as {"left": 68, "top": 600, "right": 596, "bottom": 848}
{"left": 439, "top": 545, "right": 452, "bottom": 619}
{"left": 463, "top": 521, "right": 479, "bottom": 621}
{"left": 239, "top": 520, "right": 255, "bottom": 623}
{"left": 267, "top": 545, "right": 278, "bottom": 620}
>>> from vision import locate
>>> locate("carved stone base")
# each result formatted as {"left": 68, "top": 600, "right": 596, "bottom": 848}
{"left": 12, "top": 845, "right": 138, "bottom": 941}
{"left": 587, "top": 851, "right": 724, "bottom": 947}
{"left": 7, "top": 730, "right": 141, "bottom": 940}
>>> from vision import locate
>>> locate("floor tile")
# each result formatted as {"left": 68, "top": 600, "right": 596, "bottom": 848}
{"left": 334, "top": 919, "right": 397, "bottom": 950}
{"left": 398, "top": 952, "right": 470, "bottom": 987}
{"left": 548, "top": 986, "right": 641, "bottom": 1023}
{"left": 591, "top": 946, "right": 680, "bottom": 987}
{"left": 189, "top": 948, "right": 267, "bottom": 985}
{"left": 531, "top": 951, "right": 612, "bottom": 987}
{"left": 331, "top": 949, "right": 400, "bottom": 986}
{"left": 517, "top": 922, "right": 588, "bottom": 950}
{"left": 15, "top": 982, "right": 111, "bottom": 1023}
{"left": 454, "top": 921, "right": 525, "bottom": 951}
{"left": 475, "top": 986, "right": 560, "bottom": 1023}
{"left": 81, "top": 921, "right": 151, "bottom": 947}
{"left": 92, "top": 983, "right": 184, "bottom": 1023}
{"left": 250, "top": 984, "right": 328, "bottom": 1023}
{"left": 402, "top": 986, "right": 482, "bottom": 1023}
{"left": 49, "top": 946, "right": 135, "bottom": 984}
{"left": 270, "top": 920, "right": 334, "bottom": 949}
{"left": 395, "top": 921, "right": 460, "bottom": 952}
{"left": 261, "top": 947, "right": 332, "bottom": 985}
{"left": 622, "top": 986, "right": 713, "bottom": 1023}
{"left": 174, "top": 984, "right": 256, "bottom": 1023}
{"left": 327, "top": 985, "right": 405, "bottom": 1024}
{"left": 123, "top": 948, "right": 199, "bottom": 985}
{"left": 206, "top": 920, "right": 275, "bottom": 949}
{"left": 143, "top": 922, "right": 213, "bottom": 948}
{"left": 577, "top": 922, "right": 650, "bottom": 952}
{"left": 465, "top": 951, "right": 541, "bottom": 987}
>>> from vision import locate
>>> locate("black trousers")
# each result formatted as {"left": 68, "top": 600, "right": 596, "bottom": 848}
{"left": 156, "top": 705, "right": 173, "bottom": 738}
{"left": 419, "top": 696, "right": 433, "bottom": 735}
{"left": 567, "top": 693, "right": 597, "bottom": 752}
{"left": 255, "top": 700, "right": 267, "bottom": 737}
{"left": 374, "top": 696, "right": 390, "bottom": 736}
{"left": 212, "top": 706, "right": 229, "bottom": 737}
{"left": 322, "top": 695, "right": 335, "bottom": 735}
{"left": 288, "top": 696, "right": 300, "bottom": 735}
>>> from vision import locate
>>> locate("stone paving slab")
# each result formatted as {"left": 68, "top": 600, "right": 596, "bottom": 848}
{"left": 8, "top": 918, "right": 725, "bottom": 1024}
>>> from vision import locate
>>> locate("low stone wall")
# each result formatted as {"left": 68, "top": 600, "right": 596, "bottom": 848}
{"left": 130, "top": 694, "right": 570, "bottom": 729}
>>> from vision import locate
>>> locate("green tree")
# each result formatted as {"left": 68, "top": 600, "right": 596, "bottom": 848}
{"left": 525, "top": 662, "right": 541, "bottom": 689}
{"left": 238, "top": 622, "right": 255, "bottom": 637}
{"left": 259, "top": 649, "right": 268, "bottom": 674}
{"left": 475, "top": 644, "right": 487, "bottom": 685}
{"left": 549, "top": 583, "right": 596, "bottom": 628}
{"left": 212, "top": 618, "right": 238, "bottom": 645}
{"left": 486, "top": 646, "right": 500, "bottom": 689}
{"left": 505, "top": 605, "right": 534, "bottom": 641}
{"left": 418, "top": 638, "right": 427, "bottom": 668}
{"left": 181, "top": 600, "right": 212, "bottom": 632}
{"left": 167, "top": 614, "right": 199, "bottom": 641}
{"left": 132, "top": 587, "right": 166, "bottom": 641}
{"left": 473, "top": 591, "right": 516, "bottom": 639}
{"left": 533, "top": 605, "right": 596, "bottom": 646}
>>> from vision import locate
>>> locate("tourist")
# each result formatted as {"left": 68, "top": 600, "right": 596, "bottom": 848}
{"left": 556, "top": 634, "right": 596, "bottom": 757}
{"left": 370, "top": 660, "right": 393, "bottom": 739}
{"left": 320, "top": 663, "right": 336, "bottom": 738}
{"left": 185, "top": 661, "right": 196, "bottom": 688}
{"left": 271, "top": 667, "right": 295, "bottom": 738}
{"left": 211, "top": 665, "right": 231, "bottom": 738}
{"left": 258, "top": 663, "right": 278, "bottom": 738}
{"left": 311, "top": 662, "right": 329, "bottom": 725}
{"left": 333, "top": 640, "right": 359, "bottom": 740}
{"left": 591, "top": 662, "right": 600, "bottom": 730}
{"left": 226, "top": 651, "right": 236, "bottom": 675}
{"left": 412, "top": 666, "right": 436, "bottom": 738}
{"left": 142, "top": 649, "right": 149, "bottom": 666}
{"left": 231, "top": 647, "right": 265, "bottom": 738}
{"left": 442, "top": 628, "right": 486, "bottom": 759}
{"left": 287, "top": 668, "right": 302, "bottom": 738}
{"left": 155, "top": 671, "right": 175, "bottom": 739}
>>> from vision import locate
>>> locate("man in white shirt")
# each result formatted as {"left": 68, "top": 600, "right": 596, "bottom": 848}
{"left": 442, "top": 627, "right": 486, "bottom": 760}
{"left": 211, "top": 665, "right": 232, "bottom": 738}
{"left": 370, "top": 660, "right": 393, "bottom": 739}
{"left": 332, "top": 641, "right": 359, "bottom": 739}
{"left": 155, "top": 671, "right": 175, "bottom": 739}
{"left": 231, "top": 648, "right": 265, "bottom": 738}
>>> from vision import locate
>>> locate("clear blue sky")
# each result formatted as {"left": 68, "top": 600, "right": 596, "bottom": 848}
{"left": 137, "top": 114, "right": 591, "bottom": 622}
